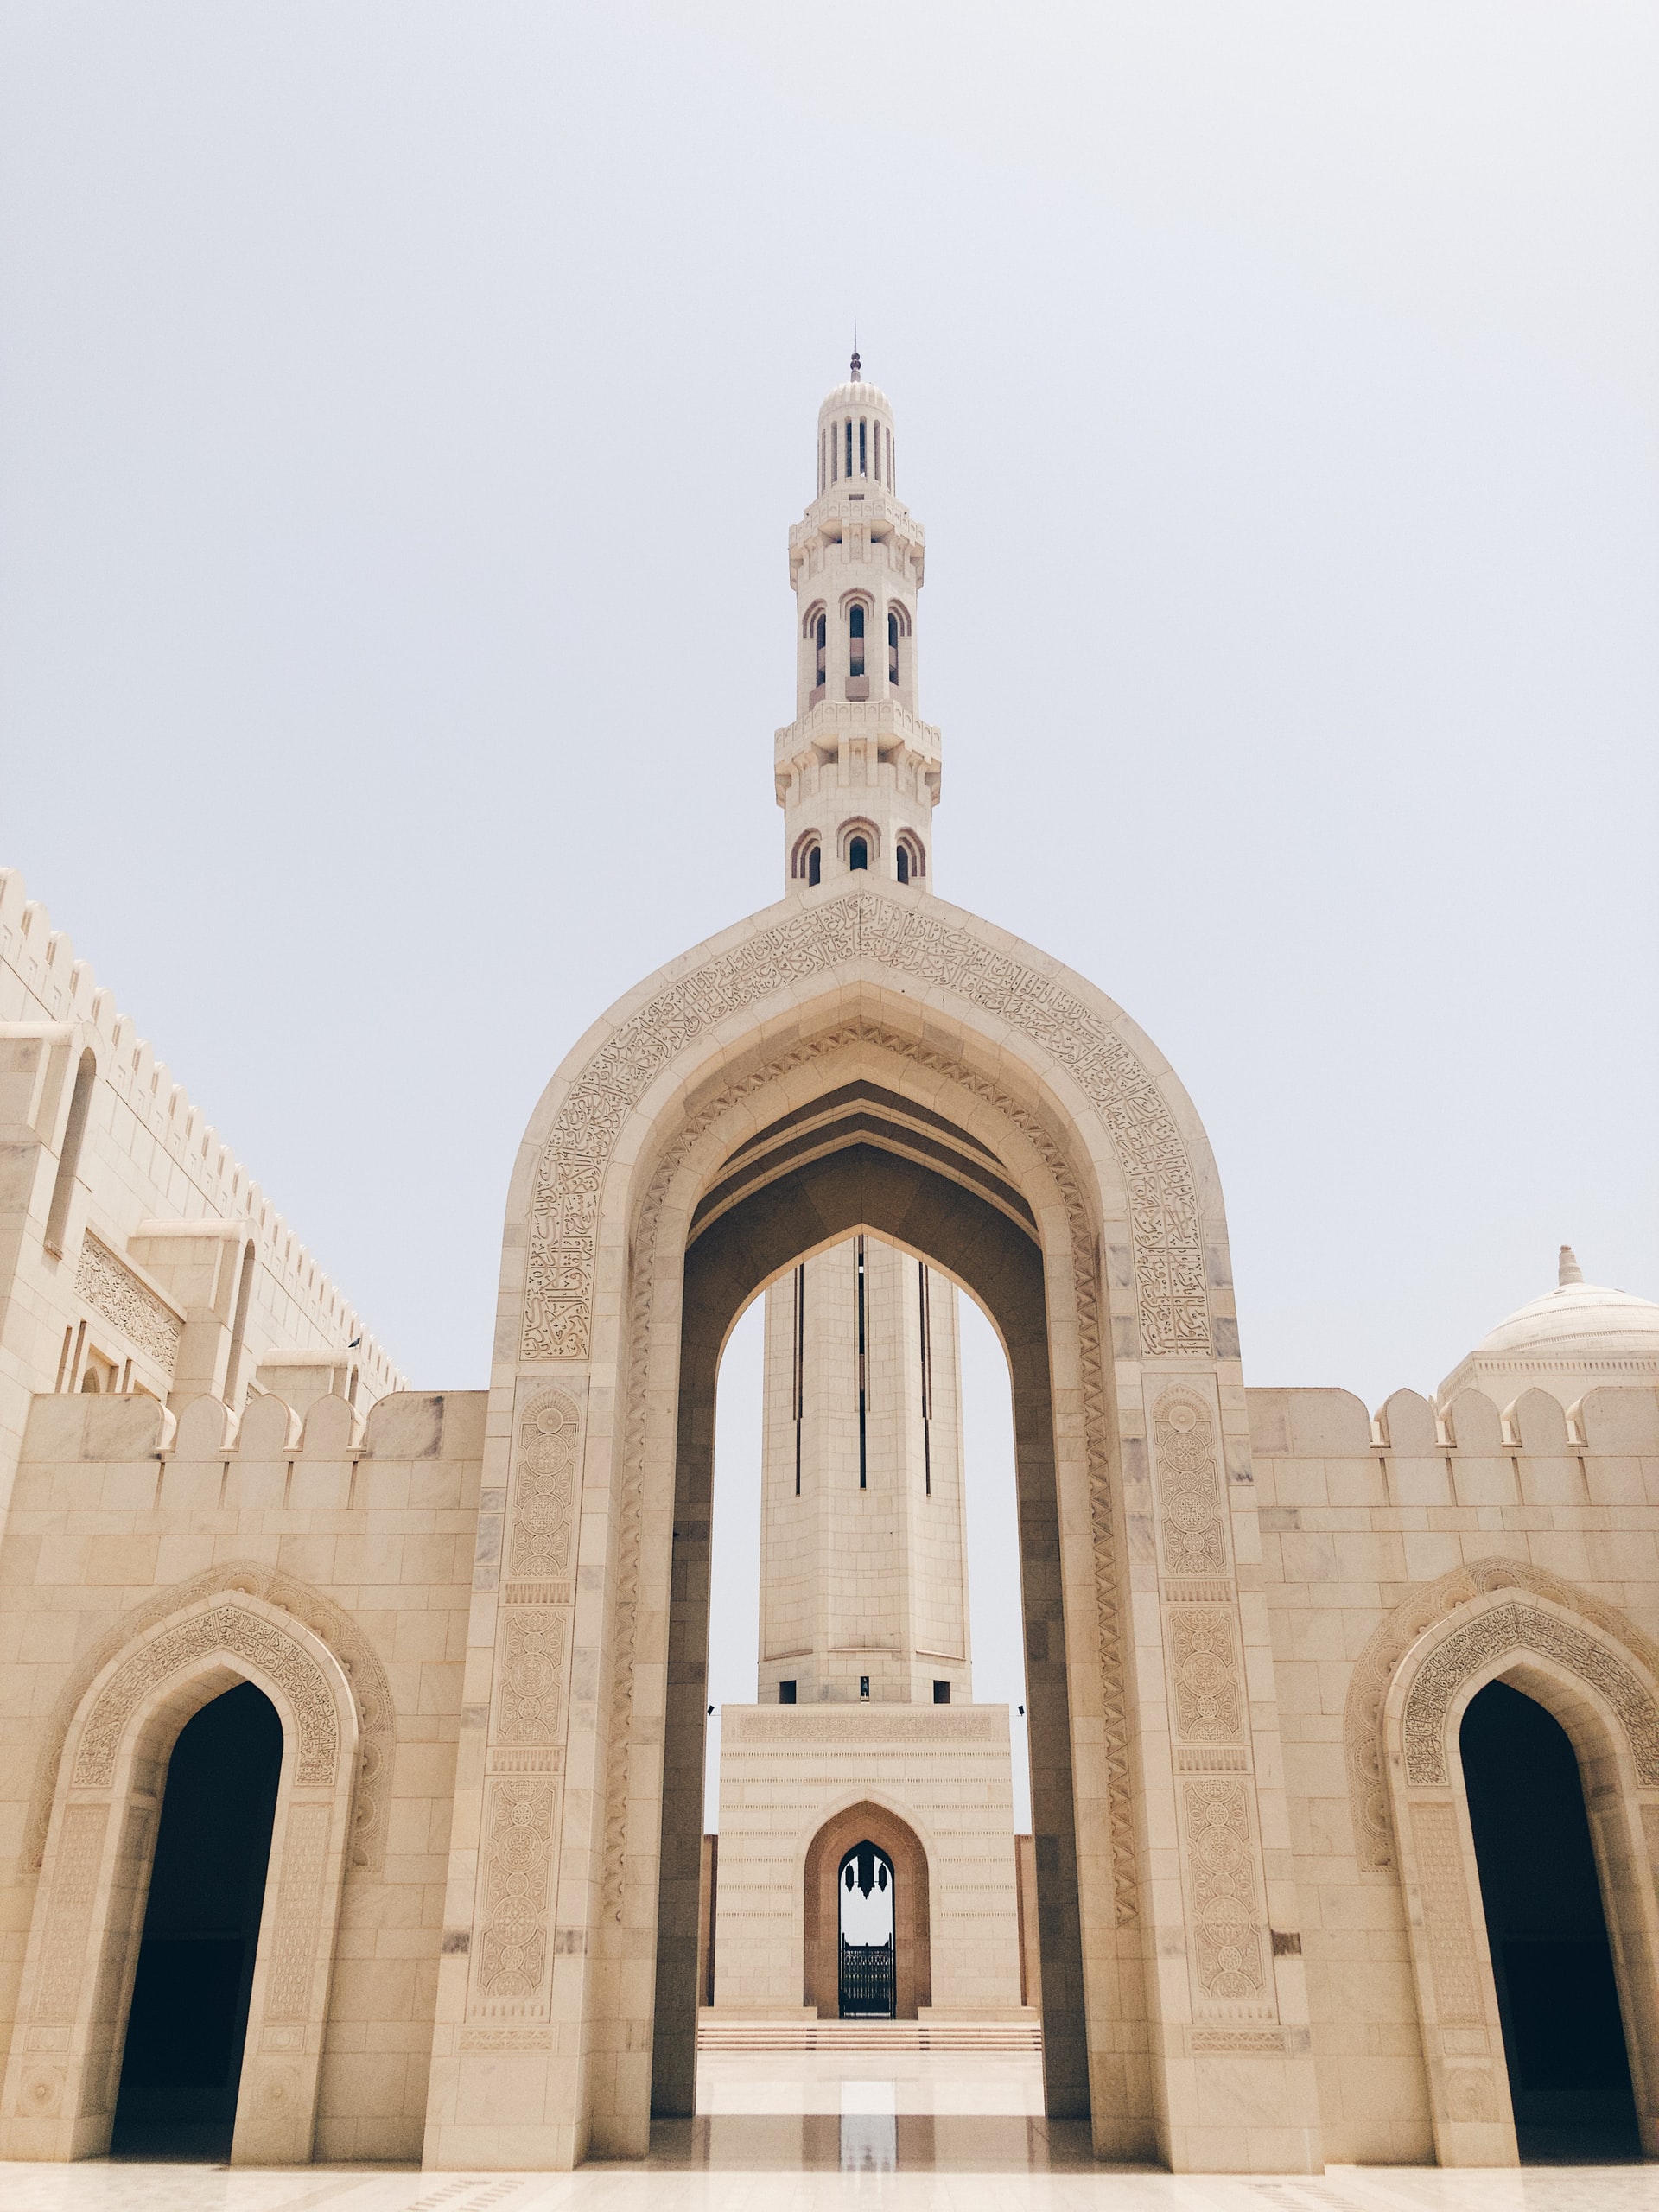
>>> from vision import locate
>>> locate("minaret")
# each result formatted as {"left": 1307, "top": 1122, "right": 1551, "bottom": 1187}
{"left": 775, "top": 353, "right": 942, "bottom": 894}
{"left": 757, "top": 361, "right": 971, "bottom": 1709}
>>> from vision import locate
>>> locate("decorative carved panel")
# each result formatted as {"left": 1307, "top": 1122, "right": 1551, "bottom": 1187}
{"left": 73, "top": 1605, "right": 339, "bottom": 1789}
{"left": 1402, "top": 1602, "right": 1659, "bottom": 1788}
{"left": 29, "top": 1563, "right": 392, "bottom": 1875}
{"left": 522, "top": 893, "right": 1209, "bottom": 1364}
{"left": 509, "top": 1392, "right": 579, "bottom": 1580}
{"left": 1184, "top": 1778, "right": 1265, "bottom": 2003}
{"left": 1344, "top": 1558, "right": 1659, "bottom": 1873}
{"left": 262, "top": 1801, "right": 331, "bottom": 2021}
{"left": 1169, "top": 1608, "right": 1243, "bottom": 1744}
{"left": 1154, "top": 1392, "right": 1227, "bottom": 1577}
{"left": 31, "top": 1804, "right": 108, "bottom": 2024}
{"left": 474, "top": 1778, "right": 556, "bottom": 2006}
{"left": 1408, "top": 1801, "right": 1483, "bottom": 2025}
{"left": 496, "top": 1611, "right": 567, "bottom": 1745}
{"left": 73, "top": 1233, "right": 182, "bottom": 1375}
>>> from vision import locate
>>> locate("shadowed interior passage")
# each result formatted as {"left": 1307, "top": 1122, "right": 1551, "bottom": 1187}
{"left": 111, "top": 1681, "right": 283, "bottom": 2161}
{"left": 1459, "top": 1680, "right": 1641, "bottom": 2163}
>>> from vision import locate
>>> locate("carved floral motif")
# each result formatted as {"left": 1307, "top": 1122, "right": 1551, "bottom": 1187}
{"left": 510, "top": 1392, "right": 578, "bottom": 1579}
{"left": 73, "top": 1605, "right": 339, "bottom": 1788}
{"left": 497, "top": 1612, "right": 567, "bottom": 1745}
{"left": 475, "top": 1778, "right": 556, "bottom": 2004}
{"left": 1154, "top": 1393, "right": 1227, "bottom": 1577}
{"left": 30, "top": 1803, "right": 108, "bottom": 2024}
{"left": 73, "top": 1233, "right": 182, "bottom": 1374}
{"left": 1185, "top": 1778, "right": 1265, "bottom": 2002}
{"left": 523, "top": 893, "right": 1209, "bottom": 1363}
{"left": 1408, "top": 1801, "right": 1482, "bottom": 2025}
{"left": 1170, "top": 1609, "right": 1243, "bottom": 1744}
{"left": 1402, "top": 1601, "right": 1659, "bottom": 1788}
{"left": 263, "top": 1801, "right": 331, "bottom": 2021}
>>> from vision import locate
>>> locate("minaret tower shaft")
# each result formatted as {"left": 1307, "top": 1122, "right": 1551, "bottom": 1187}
{"left": 775, "top": 354, "right": 942, "bottom": 895}
{"left": 757, "top": 359, "right": 972, "bottom": 1710}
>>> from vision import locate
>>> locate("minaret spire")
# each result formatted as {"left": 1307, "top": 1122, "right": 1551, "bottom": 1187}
{"left": 775, "top": 364, "right": 941, "bottom": 894}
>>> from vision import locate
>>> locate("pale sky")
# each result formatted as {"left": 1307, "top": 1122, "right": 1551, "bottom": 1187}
{"left": 3, "top": 7, "right": 1655, "bottom": 1826}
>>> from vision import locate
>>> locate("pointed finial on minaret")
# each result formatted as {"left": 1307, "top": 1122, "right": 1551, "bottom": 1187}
{"left": 850, "top": 321, "right": 861, "bottom": 383}
{"left": 1559, "top": 1244, "right": 1584, "bottom": 1287}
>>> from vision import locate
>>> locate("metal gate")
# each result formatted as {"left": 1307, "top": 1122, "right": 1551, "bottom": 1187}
{"left": 838, "top": 1840, "right": 896, "bottom": 2018}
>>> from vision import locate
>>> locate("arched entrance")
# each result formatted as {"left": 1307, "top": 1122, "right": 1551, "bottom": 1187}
{"left": 431, "top": 889, "right": 1322, "bottom": 2173}
{"left": 0, "top": 1587, "right": 359, "bottom": 2165}
{"left": 838, "top": 1843, "right": 896, "bottom": 2018}
{"left": 803, "top": 1799, "right": 931, "bottom": 2020}
{"left": 1384, "top": 1584, "right": 1659, "bottom": 2164}
{"left": 1461, "top": 1681, "right": 1641, "bottom": 2160}
{"left": 111, "top": 1681, "right": 283, "bottom": 2159}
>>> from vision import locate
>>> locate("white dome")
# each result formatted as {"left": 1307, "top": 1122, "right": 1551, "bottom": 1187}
{"left": 819, "top": 377, "right": 893, "bottom": 422}
{"left": 1438, "top": 1246, "right": 1659, "bottom": 1405}
{"left": 1476, "top": 1277, "right": 1659, "bottom": 1363}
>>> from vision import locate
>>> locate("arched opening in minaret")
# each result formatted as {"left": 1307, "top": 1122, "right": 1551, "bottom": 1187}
{"left": 1460, "top": 1679, "right": 1641, "bottom": 2161}
{"left": 848, "top": 836, "right": 868, "bottom": 872}
{"left": 111, "top": 1681, "right": 283, "bottom": 2160}
{"left": 848, "top": 602, "right": 866, "bottom": 681}
{"left": 680, "top": 1145, "right": 1056, "bottom": 2136}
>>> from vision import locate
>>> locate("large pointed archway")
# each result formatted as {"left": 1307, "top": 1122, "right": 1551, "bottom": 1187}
{"left": 423, "top": 884, "right": 1321, "bottom": 2174}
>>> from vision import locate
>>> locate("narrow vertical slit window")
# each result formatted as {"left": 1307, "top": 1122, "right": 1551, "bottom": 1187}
{"left": 808, "top": 844, "right": 821, "bottom": 887}
{"left": 896, "top": 845, "right": 910, "bottom": 885}
{"left": 859, "top": 419, "right": 868, "bottom": 476}
{"left": 918, "top": 1261, "right": 933, "bottom": 1496}
{"left": 846, "top": 419, "right": 853, "bottom": 480}
{"left": 886, "top": 427, "right": 893, "bottom": 486}
{"left": 44, "top": 1048, "right": 97, "bottom": 1258}
{"left": 887, "top": 610, "right": 899, "bottom": 687}
{"left": 855, "top": 1236, "right": 868, "bottom": 1490}
{"left": 815, "top": 613, "right": 827, "bottom": 689}
{"left": 223, "top": 1243, "right": 256, "bottom": 1409}
{"left": 848, "top": 603, "right": 865, "bottom": 677}
{"left": 792, "top": 1262, "right": 805, "bottom": 1497}
{"left": 832, "top": 427, "right": 839, "bottom": 483}
{"left": 819, "top": 429, "right": 827, "bottom": 493}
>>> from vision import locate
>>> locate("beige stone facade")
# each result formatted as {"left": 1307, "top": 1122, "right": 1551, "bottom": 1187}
{"left": 0, "top": 361, "right": 1656, "bottom": 2177}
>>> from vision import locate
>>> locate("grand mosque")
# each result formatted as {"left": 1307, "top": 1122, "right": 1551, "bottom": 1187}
{"left": 1, "top": 360, "right": 1657, "bottom": 2177}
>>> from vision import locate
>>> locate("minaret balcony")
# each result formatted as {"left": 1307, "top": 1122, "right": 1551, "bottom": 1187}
{"left": 773, "top": 695, "right": 942, "bottom": 775}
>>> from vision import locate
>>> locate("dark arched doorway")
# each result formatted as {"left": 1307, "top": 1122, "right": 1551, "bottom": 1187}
{"left": 838, "top": 1842, "right": 896, "bottom": 2018}
{"left": 111, "top": 1681, "right": 283, "bottom": 2159}
{"left": 1460, "top": 1680, "right": 1641, "bottom": 2162}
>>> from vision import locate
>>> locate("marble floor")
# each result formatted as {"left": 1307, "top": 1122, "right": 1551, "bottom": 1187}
{"left": 1, "top": 2056, "right": 1653, "bottom": 2210}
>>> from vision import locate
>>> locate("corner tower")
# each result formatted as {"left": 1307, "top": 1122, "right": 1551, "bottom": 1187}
{"left": 777, "top": 353, "right": 941, "bottom": 894}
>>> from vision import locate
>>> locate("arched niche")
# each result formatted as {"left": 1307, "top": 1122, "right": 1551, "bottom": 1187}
{"left": 0, "top": 1590, "right": 360, "bottom": 2165}
{"left": 1382, "top": 1586, "right": 1659, "bottom": 2165}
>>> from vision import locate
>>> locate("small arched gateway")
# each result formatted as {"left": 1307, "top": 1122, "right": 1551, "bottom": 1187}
{"left": 0, "top": 1589, "right": 360, "bottom": 2164}
{"left": 1383, "top": 1585, "right": 1659, "bottom": 2164}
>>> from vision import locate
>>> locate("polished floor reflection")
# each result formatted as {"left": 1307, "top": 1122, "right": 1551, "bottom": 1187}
{"left": 2, "top": 2051, "right": 1655, "bottom": 2208}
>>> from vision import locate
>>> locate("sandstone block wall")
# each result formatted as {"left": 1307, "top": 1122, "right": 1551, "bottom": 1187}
{"left": 0, "top": 1385, "right": 485, "bottom": 2162}
{"left": 1251, "top": 1379, "right": 1659, "bottom": 2165}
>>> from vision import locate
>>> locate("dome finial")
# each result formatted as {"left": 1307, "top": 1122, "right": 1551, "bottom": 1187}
{"left": 850, "top": 320, "right": 861, "bottom": 384}
{"left": 1560, "top": 1243, "right": 1584, "bottom": 1287}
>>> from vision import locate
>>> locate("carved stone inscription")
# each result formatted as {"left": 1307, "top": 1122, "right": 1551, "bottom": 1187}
{"left": 1185, "top": 1778, "right": 1266, "bottom": 2002}
{"left": 74, "top": 1606, "right": 339, "bottom": 1789}
{"left": 523, "top": 892, "right": 1209, "bottom": 1362}
{"left": 1154, "top": 1392, "right": 1227, "bottom": 1577}
{"left": 263, "top": 1800, "right": 331, "bottom": 2021}
{"left": 1403, "top": 1602, "right": 1659, "bottom": 1787}
{"left": 74, "top": 1234, "right": 182, "bottom": 1375}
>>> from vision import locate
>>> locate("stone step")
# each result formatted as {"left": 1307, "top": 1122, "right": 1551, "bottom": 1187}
{"left": 696, "top": 2019, "right": 1043, "bottom": 2052}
